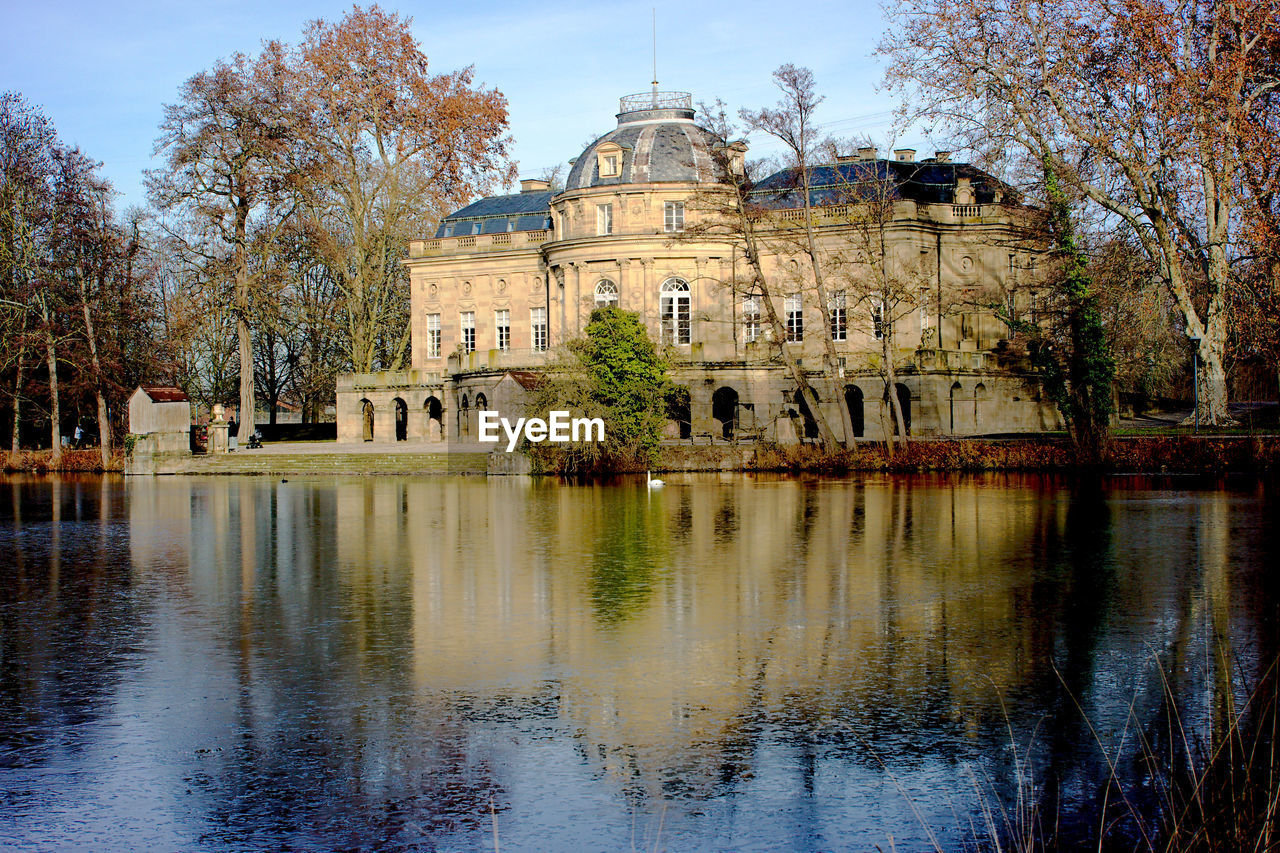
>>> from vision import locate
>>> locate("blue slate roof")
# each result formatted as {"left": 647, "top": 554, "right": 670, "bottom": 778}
{"left": 435, "top": 191, "right": 553, "bottom": 238}
{"left": 750, "top": 160, "right": 1016, "bottom": 208}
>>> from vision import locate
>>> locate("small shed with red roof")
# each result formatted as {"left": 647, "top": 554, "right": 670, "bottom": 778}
{"left": 128, "top": 386, "right": 191, "bottom": 454}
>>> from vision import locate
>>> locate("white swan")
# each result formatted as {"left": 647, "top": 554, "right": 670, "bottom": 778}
{"left": 647, "top": 470, "right": 665, "bottom": 488}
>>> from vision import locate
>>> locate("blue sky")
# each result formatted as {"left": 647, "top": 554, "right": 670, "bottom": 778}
{"left": 1, "top": 0, "right": 925, "bottom": 212}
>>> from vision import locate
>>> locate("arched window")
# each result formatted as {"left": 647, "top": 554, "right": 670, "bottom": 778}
{"left": 660, "top": 278, "right": 691, "bottom": 345}
{"left": 595, "top": 279, "right": 618, "bottom": 308}
{"left": 475, "top": 393, "right": 488, "bottom": 410}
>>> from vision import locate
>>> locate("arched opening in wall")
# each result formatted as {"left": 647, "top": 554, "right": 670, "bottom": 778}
{"left": 458, "top": 393, "right": 470, "bottom": 438}
{"left": 665, "top": 386, "right": 691, "bottom": 439}
{"left": 360, "top": 399, "right": 374, "bottom": 442}
{"left": 712, "top": 387, "right": 739, "bottom": 440}
{"left": 844, "top": 386, "right": 864, "bottom": 438}
{"left": 794, "top": 389, "right": 820, "bottom": 440}
{"left": 393, "top": 397, "right": 408, "bottom": 442}
{"left": 425, "top": 396, "right": 443, "bottom": 442}
{"left": 950, "top": 382, "right": 963, "bottom": 434}
{"left": 475, "top": 393, "right": 488, "bottom": 411}
{"left": 974, "top": 383, "right": 988, "bottom": 431}
{"left": 886, "top": 384, "right": 911, "bottom": 436}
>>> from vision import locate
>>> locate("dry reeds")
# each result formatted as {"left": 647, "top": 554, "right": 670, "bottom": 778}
{"left": 0, "top": 448, "right": 123, "bottom": 473}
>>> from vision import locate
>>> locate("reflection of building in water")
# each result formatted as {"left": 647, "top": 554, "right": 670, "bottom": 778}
{"left": 377, "top": 476, "right": 1062, "bottom": 793}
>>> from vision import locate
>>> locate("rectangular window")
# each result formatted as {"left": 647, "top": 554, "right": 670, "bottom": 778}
{"left": 664, "top": 201, "right": 685, "bottom": 233}
{"left": 495, "top": 309, "right": 510, "bottom": 351}
{"left": 872, "top": 300, "right": 886, "bottom": 340}
{"left": 596, "top": 203, "right": 612, "bottom": 236}
{"left": 829, "top": 291, "right": 847, "bottom": 342}
{"left": 743, "top": 293, "right": 761, "bottom": 343}
{"left": 461, "top": 311, "right": 476, "bottom": 353}
{"left": 785, "top": 294, "right": 803, "bottom": 342}
{"left": 426, "top": 313, "right": 441, "bottom": 359}
{"left": 531, "top": 306, "right": 548, "bottom": 351}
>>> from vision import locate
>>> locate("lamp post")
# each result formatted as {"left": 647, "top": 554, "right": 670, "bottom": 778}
{"left": 1187, "top": 333, "right": 1201, "bottom": 432}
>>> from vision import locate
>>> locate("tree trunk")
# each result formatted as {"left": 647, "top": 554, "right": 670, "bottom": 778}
{"left": 78, "top": 273, "right": 111, "bottom": 466}
{"left": 95, "top": 391, "right": 109, "bottom": 466}
{"left": 884, "top": 332, "right": 907, "bottom": 447}
{"left": 11, "top": 343, "right": 24, "bottom": 454}
{"left": 234, "top": 201, "right": 256, "bottom": 439}
{"left": 45, "top": 334, "right": 61, "bottom": 466}
{"left": 798, "top": 164, "right": 854, "bottom": 445}
{"left": 1197, "top": 333, "right": 1230, "bottom": 426}
{"left": 237, "top": 313, "right": 254, "bottom": 436}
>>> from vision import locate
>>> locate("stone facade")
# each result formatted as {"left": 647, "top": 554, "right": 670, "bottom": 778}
{"left": 337, "top": 90, "right": 1059, "bottom": 445}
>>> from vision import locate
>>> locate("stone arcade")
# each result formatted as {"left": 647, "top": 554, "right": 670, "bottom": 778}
{"left": 336, "top": 90, "right": 1059, "bottom": 445}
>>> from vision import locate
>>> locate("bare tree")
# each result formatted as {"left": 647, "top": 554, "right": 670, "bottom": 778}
{"left": 880, "top": 0, "right": 1280, "bottom": 425}
{"left": 148, "top": 42, "right": 300, "bottom": 439}
{"left": 53, "top": 146, "right": 119, "bottom": 465}
{"left": 821, "top": 146, "right": 933, "bottom": 446}
{"left": 294, "top": 6, "right": 516, "bottom": 374}
{"left": 740, "top": 65, "right": 856, "bottom": 444}
{"left": 686, "top": 101, "right": 838, "bottom": 446}
{"left": 0, "top": 91, "right": 57, "bottom": 453}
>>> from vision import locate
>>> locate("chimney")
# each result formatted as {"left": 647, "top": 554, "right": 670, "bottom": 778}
{"left": 520, "top": 178, "right": 550, "bottom": 193}
{"left": 894, "top": 148, "right": 916, "bottom": 162}
{"left": 934, "top": 150, "right": 952, "bottom": 163}
{"left": 857, "top": 146, "right": 878, "bottom": 161}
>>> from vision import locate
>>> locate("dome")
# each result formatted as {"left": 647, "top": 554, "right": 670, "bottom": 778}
{"left": 564, "top": 91, "right": 726, "bottom": 191}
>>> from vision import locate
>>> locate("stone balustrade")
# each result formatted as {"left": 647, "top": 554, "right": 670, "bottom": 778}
{"left": 409, "top": 230, "right": 551, "bottom": 258}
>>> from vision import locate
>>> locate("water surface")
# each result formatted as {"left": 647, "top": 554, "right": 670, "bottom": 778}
{"left": 0, "top": 473, "right": 1275, "bottom": 850}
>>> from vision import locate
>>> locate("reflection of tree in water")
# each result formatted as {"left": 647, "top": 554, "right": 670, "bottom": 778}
{"left": 0, "top": 479, "right": 143, "bottom": 768}
{"left": 1011, "top": 477, "right": 1122, "bottom": 846}
{"left": 186, "top": 479, "right": 510, "bottom": 851}
{"left": 588, "top": 488, "right": 668, "bottom": 626}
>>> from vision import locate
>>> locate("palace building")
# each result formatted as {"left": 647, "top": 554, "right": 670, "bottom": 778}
{"left": 336, "top": 90, "right": 1059, "bottom": 445}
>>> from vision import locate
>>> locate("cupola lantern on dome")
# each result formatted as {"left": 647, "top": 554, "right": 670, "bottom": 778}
{"left": 616, "top": 90, "right": 695, "bottom": 124}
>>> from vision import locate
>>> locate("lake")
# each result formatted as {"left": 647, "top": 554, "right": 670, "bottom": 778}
{"left": 1, "top": 473, "right": 1275, "bottom": 851}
